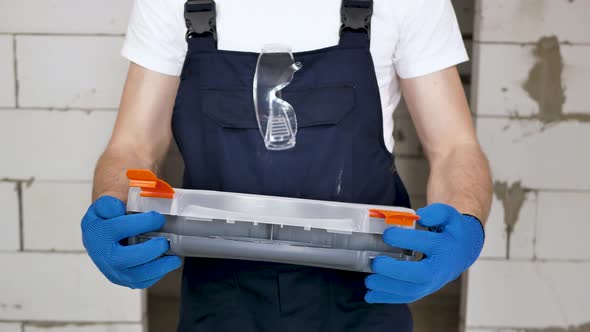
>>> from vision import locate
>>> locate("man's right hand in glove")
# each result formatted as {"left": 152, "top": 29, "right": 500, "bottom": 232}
{"left": 81, "top": 195, "right": 182, "bottom": 289}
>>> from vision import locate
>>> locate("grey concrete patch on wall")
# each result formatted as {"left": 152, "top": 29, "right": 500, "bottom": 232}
{"left": 493, "top": 181, "right": 529, "bottom": 259}
{"left": 520, "top": 36, "right": 590, "bottom": 126}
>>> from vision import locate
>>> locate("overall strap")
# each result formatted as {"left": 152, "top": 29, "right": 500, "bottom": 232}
{"left": 339, "top": 0, "right": 373, "bottom": 48}
{"left": 184, "top": 0, "right": 218, "bottom": 50}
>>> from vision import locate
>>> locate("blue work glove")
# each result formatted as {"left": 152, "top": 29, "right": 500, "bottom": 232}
{"left": 365, "top": 203, "right": 484, "bottom": 303}
{"left": 81, "top": 196, "right": 182, "bottom": 289}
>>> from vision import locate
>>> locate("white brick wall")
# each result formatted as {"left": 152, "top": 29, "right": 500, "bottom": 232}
{"left": 0, "top": 0, "right": 144, "bottom": 329}
{"left": 16, "top": 36, "right": 127, "bottom": 109}
{"left": 0, "top": 182, "right": 20, "bottom": 251}
{"left": 0, "top": 0, "right": 133, "bottom": 34}
{"left": 465, "top": 1, "right": 590, "bottom": 331}
{"left": 478, "top": 119, "right": 590, "bottom": 190}
{"left": 475, "top": 43, "right": 590, "bottom": 117}
{"left": 25, "top": 324, "right": 143, "bottom": 332}
{"left": 23, "top": 182, "right": 92, "bottom": 251}
{"left": 536, "top": 191, "right": 590, "bottom": 261}
{"left": 0, "top": 110, "right": 116, "bottom": 181}
{"left": 0, "top": 252, "right": 143, "bottom": 322}
{"left": 476, "top": 0, "right": 590, "bottom": 44}
{"left": 0, "top": 323, "right": 21, "bottom": 332}
{"left": 0, "top": 35, "right": 15, "bottom": 107}
{"left": 465, "top": 260, "right": 590, "bottom": 329}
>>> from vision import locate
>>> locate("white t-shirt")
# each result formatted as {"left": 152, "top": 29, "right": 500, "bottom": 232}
{"left": 122, "top": 0, "right": 468, "bottom": 152}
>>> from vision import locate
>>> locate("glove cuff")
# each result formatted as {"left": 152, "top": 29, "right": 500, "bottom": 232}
{"left": 462, "top": 214, "right": 485, "bottom": 266}
{"left": 462, "top": 214, "right": 485, "bottom": 241}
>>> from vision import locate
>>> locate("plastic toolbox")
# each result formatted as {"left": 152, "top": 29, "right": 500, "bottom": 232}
{"left": 126, "top": 170, "right": 419, "bottom": 272}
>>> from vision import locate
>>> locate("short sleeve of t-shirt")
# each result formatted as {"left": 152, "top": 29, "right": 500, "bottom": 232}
{"left": 121, "top": 0, "right": 187, "bottom": 76}
{"left": 393, "top": 0, "right": 468, "bottom": 79}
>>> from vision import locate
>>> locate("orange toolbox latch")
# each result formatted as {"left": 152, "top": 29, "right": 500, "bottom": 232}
{"left": 369, "top": 209, "right": 420, "bottom": 227}
{"left": 126, "top": 169, "right": 175, "bottom": 199}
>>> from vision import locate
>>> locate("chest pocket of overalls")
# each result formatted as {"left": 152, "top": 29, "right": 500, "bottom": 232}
{"left": 189, "top": 82, "right": 358, "bottom": 201}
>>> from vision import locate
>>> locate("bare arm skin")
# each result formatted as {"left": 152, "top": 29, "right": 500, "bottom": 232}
{"left": 401, "top": 67, "right": 492, "bottom": 223}
{"left": 93, "top": 63, "right": 180, "bottom": 201}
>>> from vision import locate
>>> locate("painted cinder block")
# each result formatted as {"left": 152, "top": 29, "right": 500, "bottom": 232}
{"left": 536, "top": 191, "right": 590, "bottom": 261}
{"left": 0, "top": 323, "right": 22, "bottom": 332}
{"left": 0, "top": 110, "right": 116, "bottom": 181}
{"left": 473, "top": 42, "right": 590, "bottom": 118}
{"left": 24, "top": 324, "right": 143, "bottom": 332}
{"left": 23, "top": 182, "right": 92, "bottom": 251}
{"left": 475, "top": 0, "right": 590, "bottom": 44}
{"left": 0, "top": 182, "right": 20, "bottom": 251}
{"left": 0, "top": 0, "right": 133, "bottom": 34}
{"left": 0, "top": 35, "right": 15, "bottom": 107}
{"left": 465, "top": 260, "right": 590, "bottom": 328}
{"left": 477, "top": 118, "right": 590, "bottom": 191}
{"left": 17, "top": 36, "right": 127, "bottom": 109}
{"left": 0, "top": 252, "right": 143, "bottom": 322}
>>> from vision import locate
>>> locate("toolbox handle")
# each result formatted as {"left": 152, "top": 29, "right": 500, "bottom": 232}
{"left": 127, "top": 169, "right": 175, "bottom": 199}
{"left": 369, "top": 209, "right": 419, "bottom": 227}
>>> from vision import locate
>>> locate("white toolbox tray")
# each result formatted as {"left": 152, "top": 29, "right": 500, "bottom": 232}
{"left": 126, "top": 170, "right": 419, "bottom": 272}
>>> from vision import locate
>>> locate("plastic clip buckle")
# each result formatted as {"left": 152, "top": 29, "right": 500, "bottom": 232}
{"left": 340, "top": 0, "right": 373, "bottom": 36}
{"left": 185, "top": 0, "right": 217, "bottom": 41}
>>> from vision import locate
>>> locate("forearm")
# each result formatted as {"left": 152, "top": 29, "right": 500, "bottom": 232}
{"left": 93, "top": 63, "right": 179, "bottom": 202}
{"left": 92, "top": 145, "right": 163, "bottom": 202}
{"left": 426, "top": 143, "right": 492, "bottom": 223}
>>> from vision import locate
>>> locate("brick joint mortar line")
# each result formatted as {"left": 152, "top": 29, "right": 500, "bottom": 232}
{"left": 475, "top": 114, "right": 590, "bottom": 120}
{"left": 0, "top": 320, "right": 141, "bottom": 326}
{"left": 2, "top": 179, "right": 92, "bottom": 184}
{"left": 0, "top": 32, "right": 125, "bottom": 37}
{"left": 0, "top": 178, "right": 33, "bottom": 251}
{"left": 16, "top": 182, "right": 24, "bottom": 251}
{"left": 0, "top": 107, "right": 118, "bottom": 112}
{"left": 473, "top": 40, "right": 590, "bottom": 46}
{"left": 21, "top": 250, "right": 87, "bottom": 254}
{"left": 13, "top": 35, "right": 18, "bottom": 108}
{"left": 478, "top": 257, "right": 590, "bottom": 264}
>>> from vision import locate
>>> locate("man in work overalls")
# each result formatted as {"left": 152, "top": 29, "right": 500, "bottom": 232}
{"left": 81, "top": 0, "right": 493, "bottom": 331}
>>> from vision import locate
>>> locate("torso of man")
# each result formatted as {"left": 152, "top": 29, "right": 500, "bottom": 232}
{"left": 123, "top": 0, "right": 467, "bottom": 152}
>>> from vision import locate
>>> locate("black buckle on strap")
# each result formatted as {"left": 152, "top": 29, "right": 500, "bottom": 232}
{"left": 185, "top": 0, "right": 217, "bottom": 41}
{"left": 340, "top": 0, "right": 373, "bottom": 36}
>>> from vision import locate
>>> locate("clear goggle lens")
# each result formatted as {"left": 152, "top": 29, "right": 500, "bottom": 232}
{"left": 253, "top": 44, "right": 302, "bottom": 151}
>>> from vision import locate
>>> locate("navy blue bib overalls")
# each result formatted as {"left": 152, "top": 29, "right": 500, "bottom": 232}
{"left": 171, "top": 1, "right": 413, "bottom": 330}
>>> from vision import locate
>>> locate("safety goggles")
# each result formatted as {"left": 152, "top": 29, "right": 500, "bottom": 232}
{"left": 253, "top": 45, "right": 303, "bottom": 151}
